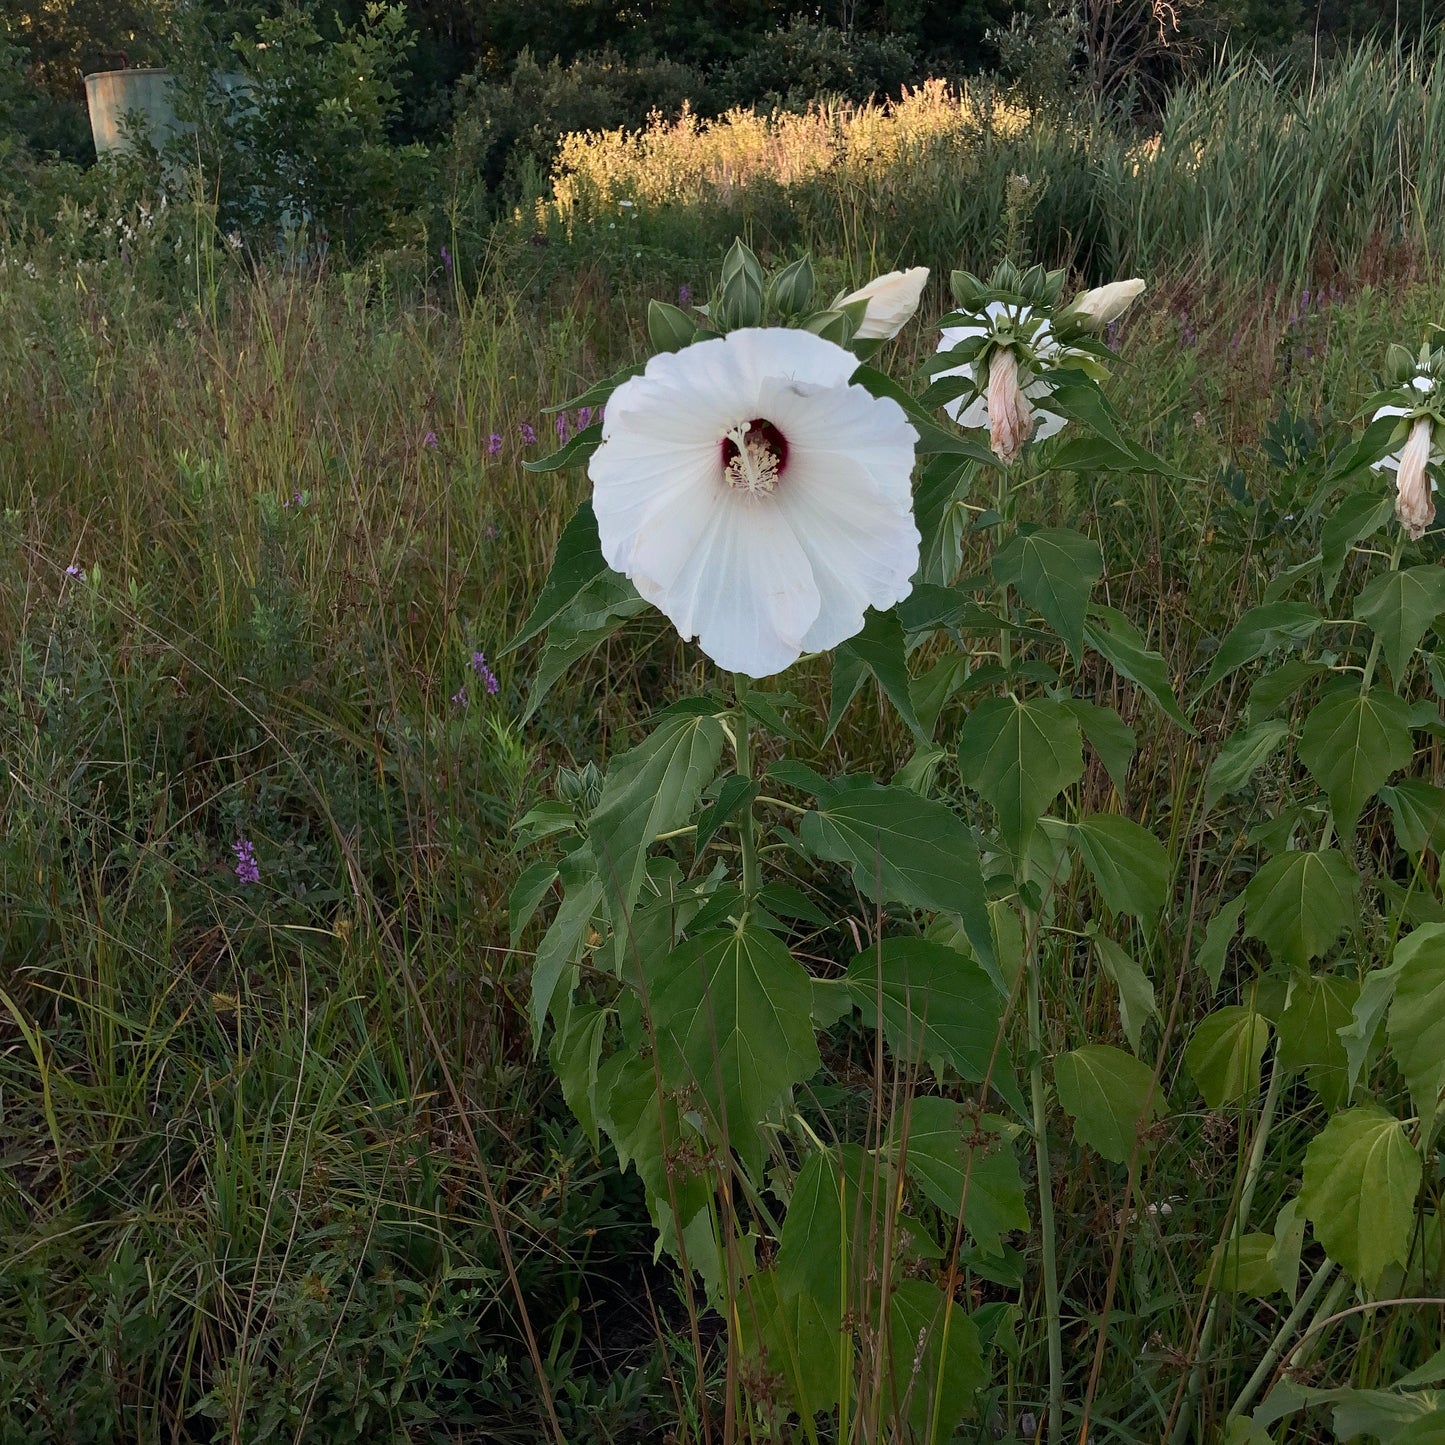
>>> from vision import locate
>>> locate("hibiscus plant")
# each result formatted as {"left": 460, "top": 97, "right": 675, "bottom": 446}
{"left": 506, "top": 239, "right": 1445, "bottom": 1445}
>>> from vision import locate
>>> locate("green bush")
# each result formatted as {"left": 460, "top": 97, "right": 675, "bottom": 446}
{"left": 167, "top": 1, "right": 435, "bottom": 259}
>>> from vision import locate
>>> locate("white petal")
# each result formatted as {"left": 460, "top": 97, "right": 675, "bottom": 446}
{"left": 769, "top": 385, "right": 920, "bottom": 648}
{"left": 651, "top": 497, "right": 819, "bottom": 676}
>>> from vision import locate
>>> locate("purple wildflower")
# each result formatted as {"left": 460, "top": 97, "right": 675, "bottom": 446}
{"left": 440, "top": 244, "right": 453, "bottom": 278}
{"left": 520, "top": 423, "right": 537, "bottom": 446}
{"left": 451, "top": 686, "right": 468, "bottom": 709}
{"left": 678, "top": 284, "right": 691, "bottom": 307}
{"left": 232, "top": 838, "right": 260, "bottom": 885}
{"left": 556, "top": 414, "right": 570, "bottom": 443}
{"left": 483, "top": 524, "right": 499, "bottom": 540}
{"left": 1105, "top": 320, "right": 1118, "bottom": 348}
{"left": 578, "top": 406, "right": 592, "bottom": 428}
{"left": 488, "top": 432, "right": 502, "bottom": 455}
{"left": 470, "top": 650, "right": 500, "bottom": 695}
{"left": 65, "top": 564, "right": 83, "bottom": 578}
{"left": 424, "top": 430, "right": 439, "bottom": 450}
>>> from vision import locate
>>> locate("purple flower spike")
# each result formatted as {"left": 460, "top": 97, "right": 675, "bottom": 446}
{"left": 488, "top": 432, "right": 502, "bottom": 455}
{"left": 470, "top": 650, "right": 500, "bottom": 695}
{"left": 424, "top": 430, "right": 439, "bottom": 450}
{"left": 556, "top": 414, "right": 569, "bottom": 443}
{"left": 520, "top": 423, "right": 537, "bottom": 446}
{"left": 440, "top": 244, "right": 453, "bottom": 277}
{"left": 232, "top": 838, "right": 260, "bottom": 885}
{"left": 578, "top": 406, "right": 592, "bottom": 428}
{"left": 678, "top": 284, "right": 691, "bottom": 307}
{"left": 452, "top": 686, "right": 468, "bottom": 709}
{"left": 65, "top": 564, "right": 83, "bottom": 578}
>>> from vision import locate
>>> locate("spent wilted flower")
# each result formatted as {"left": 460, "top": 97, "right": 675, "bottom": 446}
{"left": 1374, "top": 381, "right": 1442, "bottom": 540}
{"left": 935, "top": 301, "right": 1067, "bottom": 461}
{"left": 832, "top": 266, "right": 929, "bottom": 341}
{"left": 588, "top": 327, "right": 919, "bottom": 677}
{"left": 488, "top": 432, "right": 502, "bottom": 455}
{"left": 232, "top": 838, "right": 260, "bottom": 885}
{"left": 520, "top": 423, "right": 537, "bottom": 446}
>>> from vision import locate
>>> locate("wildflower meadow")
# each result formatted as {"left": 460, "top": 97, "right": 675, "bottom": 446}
{"left": 8, "top": 16, "right": 1445, "bottom": 1445}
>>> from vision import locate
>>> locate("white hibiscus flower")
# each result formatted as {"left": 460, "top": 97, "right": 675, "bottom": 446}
{"left": 588, "top": 328, "right": 920, "bottom": 678}
{"left": 833, "top": 266, "right": 930, "bottom": 341}
{"left": 935, "top": 301, "right": 1068, "bottom": 461}
{"left": 1373, "top": 379, "right": 1443, "bottom": 539}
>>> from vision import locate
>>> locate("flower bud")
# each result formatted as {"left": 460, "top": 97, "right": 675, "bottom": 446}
{"left": 1396, "top": 416, "right": 1437, "bottom": 540}
{"left": 832, "top": 266, "right": 929, "bottom": 341}
{"left": 987, "top": 347, "right": 1035, "bottom": 463}
{"left": 1073, "top": 278, "right": 1147, "bottom": 329}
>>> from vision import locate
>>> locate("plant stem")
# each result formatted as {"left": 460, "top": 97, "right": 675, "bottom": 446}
{"left": 1360, "top": 532, "right": 1408, "bottom": 693}
{"left": 733, "top": 675, "right": 760, "bottom": 899}
{"left": 1172, "top": 1055, "right": 1284, "bottom": 1445}
{"left": 1026, "top": 923, "right": 1064, "bottom": 1445}
{"left": 1226, "top": 1258, "right": 1338, "bottom": 1425}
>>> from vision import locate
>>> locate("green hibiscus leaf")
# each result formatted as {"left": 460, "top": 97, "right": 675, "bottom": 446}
{"left": 894, "top": 1097, "right": 1030, "bottom": 1256}
{"left": 1300, "top": 1106, "right": 1422, "bottom": 1291}
{"left": 1084, "top": 604, "right": 1194, "bottom": 733}
{"left": 1195, "top": 895, "right": 1245, "bottom": 994}
{"left": 845, "top": 939, "right": 1021, "bottom": 1111}
{"left": 828, "top": 607, "right": 929, "bottom": 743}
{"left": 1204, "top": 721, "right": 1291, "bottom": 809}
{"left": 1198, "top": 1233, "right": 1281, "bottom": 1297}
{"left": 1094, "top": 935, "right": 1159, "bottom": 1054}
{"left": 957, "top": 695, "right": 1084, "bottom": 854}
{"left": 992, "top": 526, "right": 1103, "bottom": 659}
{"left": 645, "top": 925, "right": 821, "bottom": 1176}
{"left": 589, "top": 706, "right": 727, "bottom": 968}
{"left": 1241, "top": 849, "right": 1359, "bottom": 969}
{"left": 1199, "top": 602, "right": 1324, "bottom": 693}
{"left": 801, "top": 783, "right": 995, "bottom": 974}
{"left": 1352, "top": 565, "right": 1445, "bottom": 686}
{"left": 1322, "top": 490, "right": 1394, "bottom": 601}
{"left": 1298, "top": 686, "right": 1413, "bottom": 836}
{"left": 1072, "top": 813, "right": 1170, "bottom": 918}
{"left": 1276, "top": 974, "right": 1358, "bottom": 1106}
{"left": 1054, "top": 1044, "right": 1162, "bottom": 1164}
{"left": 885, "top": 1280, "right": 986, "bottom": 1445}
{"left": 530, "top": 850, "right": 603, "bottom": 1044}
{"left": 1386, "top": 923, "right": 1445, "bottom": 1125}
{"left": 1381, "top": 779, "right": 1445, "bottom": 855}
{"left": 1184, "top": 1006, "right": 1271, "bottom": 1109}
{"left": 1063, "top": 699, "right": 1136, "bottom": 795}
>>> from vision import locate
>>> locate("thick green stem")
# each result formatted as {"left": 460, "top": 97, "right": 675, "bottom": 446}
{"left": 732, "top": 676, "right": 760, "bottom": 899}
{"left": 1361, "top": 533, "right": 1408, "bottom": 693}
{"left": 1226, "top": 1258, "right": 1338, "bottom": 1425}
{"left": 1173, "top": 1056, "right": 1284, "bottom": 1445}
{"left": 1026, "top": 927, "right": 1064, "bottom": 1445}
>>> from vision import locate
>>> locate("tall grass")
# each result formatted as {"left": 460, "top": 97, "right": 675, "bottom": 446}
{"left": 539, "top": 35, "right": 1445, "bottom": 293}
